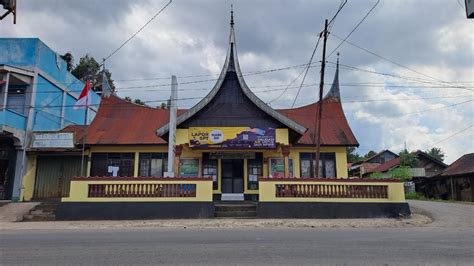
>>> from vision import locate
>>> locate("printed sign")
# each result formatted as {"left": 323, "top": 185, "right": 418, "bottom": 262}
{"left": 189, "top": 127, "right": 275, "bottom": 149}
{"left": 31, "top": 133, "right": 75, "bottom": 148}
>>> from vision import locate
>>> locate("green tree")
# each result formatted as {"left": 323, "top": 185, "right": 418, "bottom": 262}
{"left": 425, "top": 147, "right": 445, "bottom": 162}
{"left": 399, "top": 150, "right": 418, "bottom": 167}
{"left": 124, "top": 96, "right": 132, "bottom": 102}
{"left": 347, "top": 147, "right": 364, "bottom": 163}
{"left": 389, "top": 166, "right": 412, "bottom": 182}
{"left": 364, "top": 150, "right": 377, "bottom": 159}
{"left": 71, "top": 54, "right": 115, "bottom": 91}
{"left": 134, "top": 99, "right": 145, "bottom": 106}
{"left": 159, "top": 102, "right": 169, "bottom": 109}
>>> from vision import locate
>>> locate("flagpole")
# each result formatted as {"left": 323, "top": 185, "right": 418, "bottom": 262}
{"left": 80, "top": 85, "right": 88, "bottom": 177}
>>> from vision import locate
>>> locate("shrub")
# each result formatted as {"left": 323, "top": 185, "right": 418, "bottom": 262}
{"left": 405, "top": 191, "right": 426, "bottom": 200}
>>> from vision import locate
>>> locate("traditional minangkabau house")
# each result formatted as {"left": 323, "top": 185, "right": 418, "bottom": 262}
{"left": 55, "top": 11, "right": 409, "bottom": 219}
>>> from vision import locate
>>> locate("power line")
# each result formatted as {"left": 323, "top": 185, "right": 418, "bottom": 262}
{"left": 421, "top": 125, "right": 473, "bottom": 151}
{"left": 330, "top": 33, "right": 451, "bottom": 84}
{"left": 102, "top": 0, "right": 173, "bottom": 64}
{"left": 327, "top": 0, "right": 380, "bottom": 59}
{"left": 291, "top": 34, "right": 322, "bottom": 108}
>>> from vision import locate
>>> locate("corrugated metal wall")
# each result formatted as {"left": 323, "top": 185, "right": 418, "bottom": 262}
{"left": 33, "top": 156, "right": 83, "bottom": 199}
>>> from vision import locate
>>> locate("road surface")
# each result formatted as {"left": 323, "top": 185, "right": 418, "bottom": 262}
{"left": 0, "top": 200, "right": 473, "bottom": 265}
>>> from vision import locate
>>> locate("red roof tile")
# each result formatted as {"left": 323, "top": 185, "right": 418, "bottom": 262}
{"left": 85, "top": 94, "right": 358, "bottom": 146}
{"left": 440, "top": 153, "right": 474, "bottom": 176}
{"left": 371, "top": 157, "right": 401, "bottom": 173}
{"left": 277, "top": 96, "right": 358, "bottom": 146}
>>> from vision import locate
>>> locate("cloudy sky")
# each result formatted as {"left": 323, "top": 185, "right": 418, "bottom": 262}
{"left": 1, "top": 0, "right": 472, "bottom": 163}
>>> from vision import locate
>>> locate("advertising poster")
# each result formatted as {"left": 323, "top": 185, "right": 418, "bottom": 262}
{"left": 189, "top": 127, "right": 276, "bottom": 149}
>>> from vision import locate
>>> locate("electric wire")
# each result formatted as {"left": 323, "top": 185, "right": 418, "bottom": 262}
{"left": 102, "top": 0, "right": 173, "bottom": 64}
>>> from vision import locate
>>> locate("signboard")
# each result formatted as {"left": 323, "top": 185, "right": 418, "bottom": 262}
{"left": 31, "top": 133, "right": 75, "bottom": 148}
{"left": 209, "top": 152, "right": 255, "bottom": 160}
{"left": 189, "top": 127, "right": 275, "bottom": 149}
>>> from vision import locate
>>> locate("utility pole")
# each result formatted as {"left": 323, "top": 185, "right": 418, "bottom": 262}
{"left": 314, "top": 19, "right": 328, "bottom": 178}
{"left": 165, "top": 75, "right": 178, "bottom": 177}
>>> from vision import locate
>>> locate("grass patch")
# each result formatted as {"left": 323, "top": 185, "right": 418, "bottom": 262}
{"left": 405, "top": 192, "right": 474, "bottom": 205}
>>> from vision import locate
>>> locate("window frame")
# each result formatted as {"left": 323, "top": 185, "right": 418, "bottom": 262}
{"left": 299, "top": 152, "right": 336, "bottom": 178}
{"left": 90, "top": 152, "right": 135, "bottom": 177}
{"left": 247, "top": 153, "right": 263, "bottom": 190}
{"left": 179, "top": 157, "right": 201, "bottom": 178}
{"left": 202, "top": 153, "right": 218, "bottom": 190}
{"left": 268, "top": 157, "right": 294, "bottom": 178}
{"left": 138, "top": 153, "right": 168, "bottom": 177}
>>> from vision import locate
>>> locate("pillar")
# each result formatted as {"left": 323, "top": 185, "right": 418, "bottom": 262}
{"left": 281, "top": 145, "right": 290, "bottom": 178}
{"left": 174, "top": 145, "right": 183, "bottom": 177}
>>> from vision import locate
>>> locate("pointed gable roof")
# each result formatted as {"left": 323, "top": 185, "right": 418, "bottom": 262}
{"left": 277, "top": 60, "right": 358, "bottom": 146}
{"left": 157, "top": 9, "right": 307, "bottom": 137}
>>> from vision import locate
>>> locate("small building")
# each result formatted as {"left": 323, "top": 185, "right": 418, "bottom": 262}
{"left": 0, "top": 38, "right": 100, "bottom": 201}
{"left": 419, "top": 153, "right": 474, "bottom": 202}
{"left": 349, "top": 150, "right": 399, "bottom": 177}
{"left": 368, "top": 150, "right": 447, "bottom": 178}
{"left": 27, "top": 11, "right": 408, "bottom": 219}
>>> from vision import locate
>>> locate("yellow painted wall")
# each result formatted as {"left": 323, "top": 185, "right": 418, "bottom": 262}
{"left": 259, "top": 180, "right": 406, "bottom": 203}
{"left": 86, "top": 144, "right": 349, "bottom": 195}
{"left": 20, "top": 155, "right": 37, "bottom": 201}
{"left": 289, "top": 146, "right": 348, "bottom": 178}
{"left": 62, "top": 179, "right": 213, "bottom": 202}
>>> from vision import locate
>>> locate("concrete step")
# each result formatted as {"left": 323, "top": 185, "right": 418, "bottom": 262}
{"left": 215, "top": 210, "right": 257, "bottom": 218}
{"left": 33, "top": 204, "right": 58, "bottom": 211}
{"left": 221, "top": 193, "right": 244, "bottom": 201}
{"left": 22, "top": 201, "right": 59, "bottom": 222}
{"left": 29, "top": 209, "right": 55, "bottom": 215}
{"left": 23, "top": 214, "right": 56, "bottom": 221}
{"left": 215, "top": 204, "right": 257, "bottom": 212}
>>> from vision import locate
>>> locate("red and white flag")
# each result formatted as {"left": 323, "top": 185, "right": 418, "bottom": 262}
{"left": 74, "top": 81, "right": 92, "bottom": 110}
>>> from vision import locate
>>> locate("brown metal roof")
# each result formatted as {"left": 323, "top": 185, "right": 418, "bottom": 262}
{"left": 85, "top": 95, "right": 184, "bottom": 145}
{"left": 440, "top": 153, "right": 474, "bottom": 176}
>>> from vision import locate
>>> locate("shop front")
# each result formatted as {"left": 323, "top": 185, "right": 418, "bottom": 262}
{"left": 51, "top": 11, "right": 409, "bottom": 219}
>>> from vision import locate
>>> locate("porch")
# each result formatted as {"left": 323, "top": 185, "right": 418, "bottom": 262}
{"left": 57, "top": 176, "right": 409, "bottom": 220}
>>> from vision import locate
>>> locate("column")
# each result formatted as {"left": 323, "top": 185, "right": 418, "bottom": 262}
{"left": 281, "top": 145, "right": 290, "bottom": 178}
{"left": 174, "top": 145, "right": 183, "bottom": 177}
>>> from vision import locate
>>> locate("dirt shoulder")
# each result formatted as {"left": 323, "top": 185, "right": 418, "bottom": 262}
{"left": 0, "top": 213, "right": 431, "bottom": 231}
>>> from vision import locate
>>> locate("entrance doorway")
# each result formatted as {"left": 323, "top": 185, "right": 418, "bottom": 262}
{"left": 221, "top": 159, "right": 244, "bottom": 194}
{"left": 33, "top": 156, "right": 83, "bottom": 199}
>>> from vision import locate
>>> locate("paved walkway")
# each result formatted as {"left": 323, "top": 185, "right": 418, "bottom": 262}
{"left": 408, "top": 200, "right": 474, "bottom": 228}
{"left": 0, "top": 202, "right": 39, "bottom": 222}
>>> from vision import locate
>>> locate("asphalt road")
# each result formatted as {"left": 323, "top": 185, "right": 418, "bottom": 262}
{"left": 1, "top": 227, "right": 474, "bottom": 265}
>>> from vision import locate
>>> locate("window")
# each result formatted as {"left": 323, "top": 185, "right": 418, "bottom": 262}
{"left": 299, "top": 153, "right": 336, "bottom": 178}
{"left": 202, "top": 153, "right": 218, "bottom": 189}
{"left": 247, "top": 153, "right": 263, "bottom": 190}
{"left": 90, "top": 153, "right": 135, "bottom": 177}
{"left": 179, "top": 158, "right": 200, "bottom": 177}
{"left": 269, "top": 158, "right": 293, "bottom": 178}
{"left": 139, "top": 153, "right": 168, "bottom": 177}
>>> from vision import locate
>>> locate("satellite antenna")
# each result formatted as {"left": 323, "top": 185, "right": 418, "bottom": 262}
{"left": 0, "top": 0, "right": 17, "bottom": 24}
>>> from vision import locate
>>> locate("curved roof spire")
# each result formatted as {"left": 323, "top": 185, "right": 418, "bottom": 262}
{"left": 157, "top": 6, "right": 307, "bottom": 136}
{"left": 325, "top": 52, "right": 341, "bottom": 100}
{"left": 230, "top": 4, "right": 234, "bottom": 26}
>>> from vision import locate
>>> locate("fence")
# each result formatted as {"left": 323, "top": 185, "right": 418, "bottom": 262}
{"left": 259, "top": 177, "right": 405, "bottom": 202}
{"left": 61, "top": 176, "right": 213, "bottom": 202}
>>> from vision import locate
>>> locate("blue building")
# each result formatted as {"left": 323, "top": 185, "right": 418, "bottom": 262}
{"left": 0, "top": 38, "right": 100, "bottom": 201}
